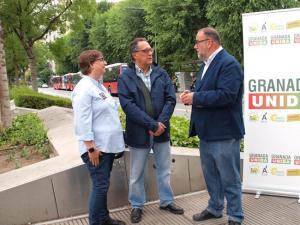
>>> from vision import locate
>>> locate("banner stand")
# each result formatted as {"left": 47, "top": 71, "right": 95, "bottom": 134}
{"left": 243, "top": 187, "right": 300, "bottom": 203}
{"left": 242, "top": 8, "right": 300, "bottom": 199}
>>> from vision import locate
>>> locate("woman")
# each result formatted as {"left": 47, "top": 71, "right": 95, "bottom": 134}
{"left": 71, "top": 50, "right": 126, "bottom": 225}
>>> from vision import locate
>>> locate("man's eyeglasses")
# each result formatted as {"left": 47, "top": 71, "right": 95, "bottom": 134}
{"left": 195, "top": 39, "right": 210, "bottom": 45}
{"left": 134, "top": 48, "right": 154, "bottom": 54}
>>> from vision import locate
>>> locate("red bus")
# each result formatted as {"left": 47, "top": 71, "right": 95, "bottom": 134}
{"left": 103, "top": 63, "right": 127, "bottom": 95}
{"left": 51, "top": 75, "right": 62, "bottom": 90}
{"left": 50, "top": 72, "right": 82, "bottom": 91}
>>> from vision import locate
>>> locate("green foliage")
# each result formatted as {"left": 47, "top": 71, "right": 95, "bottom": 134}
{"left": 143, "top": 0, "right": 208, "bottom": 73}
{"left": 3, "top": 0, "right": 300, "bottom": 86}
{"left": 21, "top": 147, "right": 30, "bottom": 160}
{"left": 48, "top": 36, "right": 76, "bottom": 74}
{"left": 90, "top": 0, "right": 146, "bottom": 64}
{"left": 0, "top": 113, "right": 51, "bottom": 160}
{"left": 206, "top": 0, "right": 300, "bottom": 64}
{"left": 118, "top": 107, "right": 126, "bottom": 129}
{"left": 240, "top": 139, "right": 244, "bottom": 152}
{"left": 34, "top": 41, "right": 54, "bottom": 83}
{"left": 4, "top": 33, "right": 28, "bottom": 84}
{"left": 36, "top": 145, "right": 50, "bottom": 159}
{"left": 0, "top": 113, "right": 48, "bottom": 147}
{"left": 11, "top": 86, "right": 72, "bottom": 109}
{"left": 170, "top": 116, "right": 199, "bottom": 148}
{"left": 0, "top": 0, "right": 95, "bottom": 90}
{"left": 6, "top": 152, "right": 16, "bottom": 162}
{"left": 49, "top": 1, "right": 97, "bottom": 74}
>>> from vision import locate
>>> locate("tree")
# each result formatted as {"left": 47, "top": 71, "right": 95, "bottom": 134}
{"left": 90, "top": 0, "right": 146, "bottom": 64}
{"left": 48, "top": 1, "right": 97, "bottom": 75}
{"left": 48, "top": 35, "right": 73, "bottom": 75}
{"left": 0, "top": 19, "right": 11, "bottom": 129}
{"left": 143, "top": 0, "right": 208, "bottom": 73}
{"left": 4, "top": 33, "right": 28, "bottom": 84}
{"left": 0, "top": 0, "right": 79, "bottom": 91}
{"left": 206, "top": 0, "right": 300, "bottom": 64}
{"left": 34, "top": 41, "right": 54, "bottom": 83}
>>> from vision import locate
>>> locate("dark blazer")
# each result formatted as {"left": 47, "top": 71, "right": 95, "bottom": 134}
{"left": 118, "top": 63, "right": 176, "bottom": 148}
{"left": 189, "top": 49, "right": 245, "bottom": 141}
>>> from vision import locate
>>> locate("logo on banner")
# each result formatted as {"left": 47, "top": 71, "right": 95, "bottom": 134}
{"left": 270, "top": 113, "right": 285, "bottom": 122}
{"left": 248, "top": 112, "right": 259, "bottom": 122}
{"left": 270, "top": 22, "right": 285, "bottom": 31}
{"left": 261, "top": 112, "right": 268, "bottom": 122}
{"left": 248, "top": 78, "right": 300, "bottom": 110}
{"left": 249, "top": 23, "right": 259, "bottom": 32}
{"left": 270, "top": 166, "right": 285, "bottom": 176}
{"left": 287, "top": 113, "right": 300, "bottom": 122}
{"left": 262, "top": 165, "right": 268, "bottom": 176}
{"left": 286, "top": 169, "right": 300, "bottom": 176}
{"left": 248, "top": 36, "right": 267, "bottom": 46}
{"left": 271, "top": 34, "right": 290, "bottom": 45}
{"left": 249, "top": 153, "right": 268, "bottom": 163}
{"left": 294, "top": 156, "right": 300, "bottom": 165}
{"left": 249, "top": 164, "right": 260, "bottom": 175}
{"left": 294, "top": 34, "right": 300, "bottom": 43}
{"left": 271, "top": 154, "right": 291, "bottom": 164}
{"left": 261, "top": 22, "right": 267, "bottom": 32}
{"left": 248, "top": 112, "right": 286, "bottom": 122}
{"left": 286, "top": 19, "right": 300, "bottom": 29}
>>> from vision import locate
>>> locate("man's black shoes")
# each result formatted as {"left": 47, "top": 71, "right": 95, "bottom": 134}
{"left": 193, "top": 209, "right": 222, "bottom": 221}
{"left": 228, "top": 220, "right": 241, "bottom": 225}
{"left": 130, "top": 208, "right": 143, "bottom": 223}
{"left": 160, "top": 203, "right": 184, "bottom": 215}
{"left": 103, "top": 217, "right": 126, "bottom": 225}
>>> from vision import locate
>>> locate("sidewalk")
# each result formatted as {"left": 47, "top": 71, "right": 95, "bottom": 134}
{"left": 36, "top": 190, "right": 300, "bottom": 225}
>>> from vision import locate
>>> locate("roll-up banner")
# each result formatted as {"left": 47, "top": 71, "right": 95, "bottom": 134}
{"left": 242, "top": 8, "right": 300, "bottom": 197}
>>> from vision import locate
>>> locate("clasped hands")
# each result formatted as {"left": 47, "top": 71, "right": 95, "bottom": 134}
{"left": 149, "top": 122, "right": 166, "bottom": 136}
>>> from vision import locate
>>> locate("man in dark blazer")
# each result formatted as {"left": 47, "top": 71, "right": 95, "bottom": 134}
{"left": 181, "top": 27, "right": 245, "bottom": 225}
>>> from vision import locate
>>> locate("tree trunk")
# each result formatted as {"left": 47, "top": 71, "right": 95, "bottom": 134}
{"left": 26, "top": 46, "right": 38, "bottom": 92}
{"left": 0, "top": 20, "right": 12, "bottom": 129}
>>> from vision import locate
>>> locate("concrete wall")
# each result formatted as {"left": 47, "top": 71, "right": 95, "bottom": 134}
{"left": 0, "top": 151, "right": 211, "bottom": 225}
{"left": 0, "top": 106, "right": 244, "bottom": 225}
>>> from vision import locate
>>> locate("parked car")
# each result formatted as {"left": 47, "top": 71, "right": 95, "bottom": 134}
{"left": 41, "top": 83, "right": 48, "bottom": 88}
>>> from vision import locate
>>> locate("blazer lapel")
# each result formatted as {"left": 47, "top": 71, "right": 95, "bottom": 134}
{"left": 195, "top": 64, "right": 205, "bottom": 91}
{"left": 198, "top": 50, "right": 224, "bottom": 90}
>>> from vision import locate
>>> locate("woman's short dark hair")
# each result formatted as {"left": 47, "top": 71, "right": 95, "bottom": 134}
{"left": 129, "top": 37, "right": 147, "bottom": 61}
{"left": 79, "top": 50, "right": 103, "bottom": 75}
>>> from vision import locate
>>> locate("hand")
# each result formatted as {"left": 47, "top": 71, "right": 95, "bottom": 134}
{"left": 151, "top": 122, "right": 166, "bottom": 136}
{"left": 180, "top": 91, "right": 194, "bottom": 105}
{"left": 88, "top": 148, "right": 102, "bottom": 167}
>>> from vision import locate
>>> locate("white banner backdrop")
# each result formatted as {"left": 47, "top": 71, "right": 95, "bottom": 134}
{"left": 242, "top": 8, "right": 300, "bottom": 196}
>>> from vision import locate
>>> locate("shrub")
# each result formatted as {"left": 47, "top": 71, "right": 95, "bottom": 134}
{"left": 2, "top": 113, "right": 48, "bottom": 146}
{"left": 170, "top": 116, "right": 199, "bottom": 148}
{"left": 11, "top": 86, "right": 72, "bottom": 109}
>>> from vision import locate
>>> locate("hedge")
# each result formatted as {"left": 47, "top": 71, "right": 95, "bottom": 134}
{"left": 11, "top": 86, "right": 72, "bottom": 109}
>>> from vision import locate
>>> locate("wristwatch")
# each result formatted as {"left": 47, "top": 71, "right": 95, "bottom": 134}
{"left": 88, "top": 147, "right": 95, "bottom": 153}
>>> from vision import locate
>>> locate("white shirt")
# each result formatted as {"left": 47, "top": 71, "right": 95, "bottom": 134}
{"left": 71, "top": 76, "right": 125, "bottom": 155}
{"left": 201, "top": 46, "right": 223, "bottom": 80}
